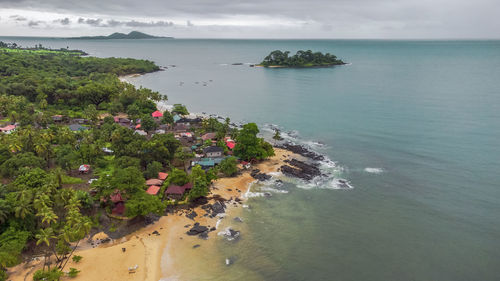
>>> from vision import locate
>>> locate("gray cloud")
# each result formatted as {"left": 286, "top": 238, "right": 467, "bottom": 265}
{"left": 1, "top": 0, "right": 499, "bottom": 38}
{"left": 75, "top": 17, "right": 174, "bottom": 28}
{"left": 9, "top": 15, "right": 27, "bottom": 21}
{"left": 54, "top": 17, "right": 71, "bottom": 25}
{"left": 27, "top": 20, "right": 43, "bottom": 27}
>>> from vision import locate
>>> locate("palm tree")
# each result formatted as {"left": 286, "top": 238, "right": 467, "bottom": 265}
{"left": 0, "top": 199, "right": 10, "bottom": 224}
{"left": 36, "top": 228, "right": 56, "bottom": 270}
{"left": 14, "top": 198, "right": 32, "bottom": 219}
{"left": 36, "top": 206, "right": 58, "bottom": 226}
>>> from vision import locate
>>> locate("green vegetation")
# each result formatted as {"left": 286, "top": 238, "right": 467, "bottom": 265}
{"left": 72, "top": 255, "right": 82, "bottom": 263}
{"left": 233, "top": 123, "right": 275, "bottom": 161}
{"left": 0, "top": 44, "right": 275, "bottom": 280}
{"left": 259, "top": 50, "right": 345, "bottom": 67}
{"left": 219, "top": 157, "right": 238, "bottom": 177}
{"left": 68, "top": 268, "right": 80, "bottom": 278}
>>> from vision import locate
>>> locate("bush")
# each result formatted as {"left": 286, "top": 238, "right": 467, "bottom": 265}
{"left": 33, "top": 268, "right": 63, "bottom": 281}
{"left": 0, "top": 269, "right": 7, "bottom": 281}
{"left": 72, "top": 255, "right": 82, "bottom": 263}
{"left": 219, "top": 157, "right": 238, "bottom": 177}
{"left": 68, "top": 268, "right": 80, "bottom": 278}
{"left": 144, "top": 161, "right": 162, "bottom": 179}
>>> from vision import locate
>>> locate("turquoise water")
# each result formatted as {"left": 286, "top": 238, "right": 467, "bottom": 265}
{"left": 3, "top": 38, "right": 500, "bottom": 280}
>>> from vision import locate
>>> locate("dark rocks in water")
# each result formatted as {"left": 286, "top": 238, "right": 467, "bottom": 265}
{"left": 232, "top": 63, "right": 243, "bottom": 65}
{"left": 193, "top": 244, "right": 200, "bottom": 249}
{"left": 187, "top": 223, "right": 209, "bottom": 236}
{"left": 276, "top": 143, "right": 324, "bottom": 161}
{"left": 211, "top": 201, "right": 226, "bottom": 216}
{"left": 186, "top": 211, "right": 198, "bottom": 220}
{"left": 152, "top": 230, "right": 160, "bottom": 236}
{"left": 250, "top": 169, "right": 272, "bottom": 181}
{"left": 264, "top": 192, "right": 272, "bottom": 197}
{"left": 281, "top": 158, "right": 322, "bottom": 181}
{"left": 234, "top": 217, "right": 243, "bottom": 223}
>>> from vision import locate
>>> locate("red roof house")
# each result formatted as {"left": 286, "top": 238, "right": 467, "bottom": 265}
{"left": 226, "top": 141, "right": 235, "bottom": 150}
{"left": 146, "top": 185, "right": 161, "bottom": 195}
{"left": 152, "top": 111, "right": 163, "bottom": 118}
{"left": 182, "top": 182, "right": 193, "bottom": 190}
{"left": 112, "top": 202, "right": 125, "bottom": 215}
{"left": 146, "top": 179, "right": 163, "bottom": 186}
{"left": 158, "top": 172, "right": 168, "bottom": 181}
{"left": 166, "top": 185, "right": 185, "bottom": 195}
{"left": 201, "top": 132, "right": 216, "bottom": 141}
{"left": 135, "top": 124, "right": 141, "bottom": 129}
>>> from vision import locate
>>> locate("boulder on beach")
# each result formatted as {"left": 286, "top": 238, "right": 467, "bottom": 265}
{"left": 186, "top": 223, "right": 209, "bottom": 236}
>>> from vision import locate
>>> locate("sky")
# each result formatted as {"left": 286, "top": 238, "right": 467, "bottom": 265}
{"left": 0, "top": 0, "right": 499, "bottom": 38}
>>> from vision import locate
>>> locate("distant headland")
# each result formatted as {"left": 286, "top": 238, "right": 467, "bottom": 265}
{"left": 258, "top": 50, "right": 345, "bottom": 68}
{"left": 68, "top": 31, "right": 172, "bottom": 40}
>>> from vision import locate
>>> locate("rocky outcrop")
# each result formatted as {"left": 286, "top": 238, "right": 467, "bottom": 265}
{"left": 250, "top": 169, "right": 272, "bottom": 181}
{"left": 281, "top": 158, "right": 322, "bottom": 181}
{"left": 276, "top": 143, "right": 324, "bottom": 161}
{"left": 186, "top": 223, "right": 209, "bottom": 236}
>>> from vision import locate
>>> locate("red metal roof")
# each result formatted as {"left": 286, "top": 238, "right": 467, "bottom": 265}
{"left": 135, "top": 124, "right": 141, "bottom": 129}
{"left": 146, "top": 185, "right": 161, "bottom": 195}
{"left": 158, "top": 172, "right": 168, "bottom": 180}
{"left": 226, "top": 141, "right": 235, "bottom": 149}
{"left": 152, "top": 110, "right": 163, "bottom": 118}
{"left": 166, "top": 185, "right": 185, "bottom": 195}
{"left": 183, "top": 182, "right": 193, "bottom": 190}
{"left": 146, "top": 179, "right": 163, "bottom": 186}
{"left": 0, "top": 125, "right": 16, "bottom": 131}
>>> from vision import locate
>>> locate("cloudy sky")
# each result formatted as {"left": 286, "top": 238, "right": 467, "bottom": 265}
{"left": 0, "top": 0, "right": 499, "bottom": 38}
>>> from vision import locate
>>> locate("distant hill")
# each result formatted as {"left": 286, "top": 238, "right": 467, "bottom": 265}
{"left": 69, "top": 31, "right": 172, "bottom": 40}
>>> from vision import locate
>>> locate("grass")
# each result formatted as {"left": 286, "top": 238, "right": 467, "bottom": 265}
{"left": 61, "top": 175, "right": 84, "bottom": 184}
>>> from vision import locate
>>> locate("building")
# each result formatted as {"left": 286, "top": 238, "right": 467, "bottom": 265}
{"left": 69, "top": 124, "right": 87, "bottom": 132}
{"left": 146, "top": 179, "right": 163, "bottom": 186}
{"left": 52, "top": 115, "right": 63, "bottom": 122}
{"left": 152, "top": 110, "right": 163, "bottom": 119}
{"left": 203, "top": 146, "right": 224, "bottom": 158}
{"left": 78, "top": 164, "right": 91, "bottom": 174}
{"left": 146, "top": 185, "right": 161, "bottom": 195}
{"left": 0, "top": 124, "right": 17, "bottom": 134}
{"left": 158, "top": 172, "right": 168, "bottom": 181}
{"left": 201, "top": 132, "right": 216, "bottom": 141}
{"left": 165, "top": 182, "right": 193, "bottom": 200}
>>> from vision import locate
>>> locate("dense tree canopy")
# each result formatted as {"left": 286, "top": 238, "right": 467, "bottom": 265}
{"left": 260, "top": 50, "right": 345, "bottom": 67}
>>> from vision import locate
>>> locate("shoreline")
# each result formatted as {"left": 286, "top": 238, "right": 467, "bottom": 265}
{"left": 8, "top": 148, "right": 298, "bottom": 281}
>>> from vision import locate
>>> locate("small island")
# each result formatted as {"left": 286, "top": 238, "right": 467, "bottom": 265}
{"left": 69, "top": 31, "right": 172, "bottom": 40}
{"left": 258, "top": 50, "right": 345, "bottom": 68}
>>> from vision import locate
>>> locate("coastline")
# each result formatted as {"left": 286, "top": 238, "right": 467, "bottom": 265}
{"left": 8, "top": 148, "right": 297, "bottom": 281}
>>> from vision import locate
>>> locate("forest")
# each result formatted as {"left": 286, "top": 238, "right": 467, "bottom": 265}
{"left": 259, "top": 49, "right": 345, "bottom": 67}
{"left": 0, "top": 44, "right": 273, "bottom": 280}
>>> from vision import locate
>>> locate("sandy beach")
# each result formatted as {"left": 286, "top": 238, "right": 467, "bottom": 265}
{"left": 7, "top": 148, "right": 295, "bottom": 281}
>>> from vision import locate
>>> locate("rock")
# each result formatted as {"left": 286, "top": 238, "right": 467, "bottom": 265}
{"left": 193, "top": 244, "right": 200, "bottom": 249}
{"left": 209, "top": 227, "right": 216, "bottom": 231}
{"left": 218, "top": 227, "right": 240, "bottom": 241}
{"left": 186, "top": 223, "right": 209, "bottom": 236}
{"left": 211, "top": 201, "right": 226, "bottom": 216}
{"left": 186, "top": 211, "right": 198, "bottom": 220}
{"left": 152, "top": 230, "right": 160, "bottom": 236}
{"left": 184, "top": 224, "right": 191, "bottom": 228}
{"left": 101, "top": 238, "right": 111, "bottom": 244}
{"left": 122, "top": 248, "right": 126, "bottom": 252}
{"left": 250, "top": 169, "right": 272, "bottom": 181}
{"left": 280, "top": 158, "right": 322, "bottom": 181}
{"left": 264, "top": 192, "right": 272, "bottom": 197}
{"left": 198, "top": 231, "right": 209, "bottom": 239}
{"left": 233, "top": 217, "right": 243, "bottom": 223}
{"left": 275, "top": 143, "right": 325, "bottom": 161}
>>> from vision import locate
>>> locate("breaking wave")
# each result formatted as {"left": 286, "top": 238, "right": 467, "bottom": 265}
{"left": 364, "top": 167, "right": 384, "bottom": 174}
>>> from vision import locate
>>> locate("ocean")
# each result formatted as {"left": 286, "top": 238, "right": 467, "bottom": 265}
{"left": 2, "top": 37, "right": 500, "bottom": 280}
